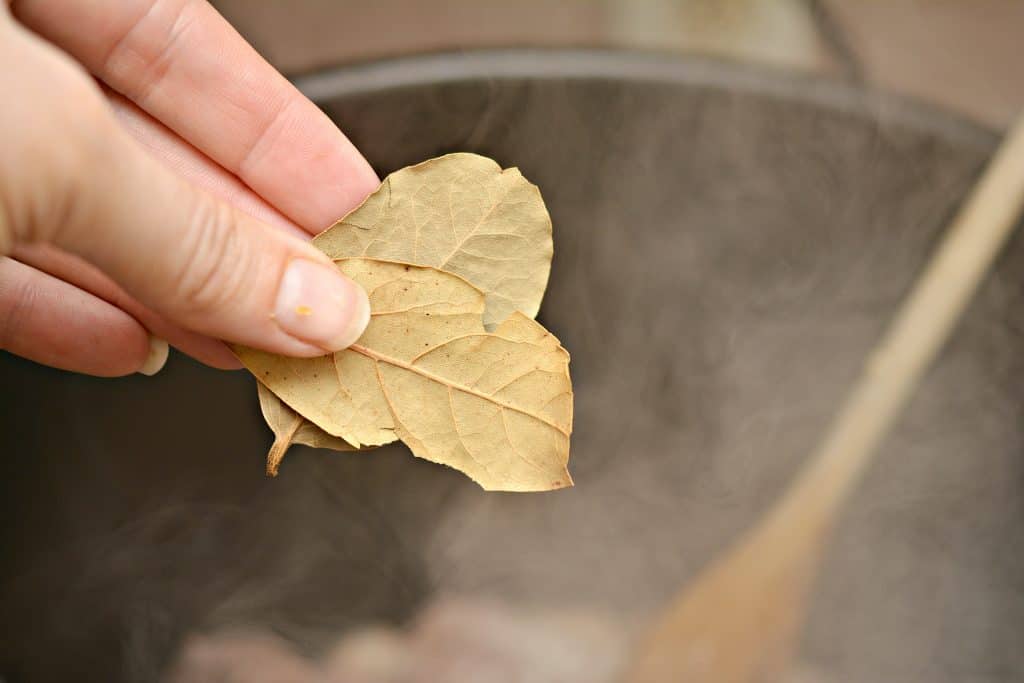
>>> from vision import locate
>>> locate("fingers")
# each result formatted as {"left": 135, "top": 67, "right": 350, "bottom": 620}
{"left": 14, "top": 0, "right": 380, "bottom": 232}
{"left": 13, "top": 243, "right": 241, "bottom": 369}
{"left": 63, "top": 143, "right": 372, "bottom": 356}
{"left": 0, "top": 257, "right": 155, "bottom": 376}
{"left": 6, "top": 85, "right": 288, "bottom": 370}
{"left": 0, "top": 23, "right": 370, "bottom": 358}
{"left": 105, "top": 90, "right": 304, "bottom": 240}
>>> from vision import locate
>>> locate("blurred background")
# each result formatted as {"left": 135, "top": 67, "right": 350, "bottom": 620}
{"left": 211, "top": 0, "right": 1024, "bottom": 129}
{"left": 4, "top": 2, "right": 1024, "bottom": 683}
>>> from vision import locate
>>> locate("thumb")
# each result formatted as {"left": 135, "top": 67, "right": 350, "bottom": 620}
{"left": 4, "top": 34, "right": 369, "bottom": 358}
{"left": 66, "top": 136, "right": 371, "bottom": 357}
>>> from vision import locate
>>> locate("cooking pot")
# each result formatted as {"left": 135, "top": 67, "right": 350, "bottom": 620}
{"left": 2, "top": 50, "right": 1021, "bottom": 682}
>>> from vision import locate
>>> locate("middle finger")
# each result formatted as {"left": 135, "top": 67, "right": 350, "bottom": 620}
{"left": 13, "top": 243, "right": 241, "bottom": 369}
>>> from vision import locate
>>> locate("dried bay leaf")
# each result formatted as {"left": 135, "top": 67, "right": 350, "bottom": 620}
{"left": 379, "top": 309, "right": 573, "bottom": 491}
{"left": 238, "top": 258, "right": 573, "bottom": 492}
{"left": 241, "top": 259, "right": 485, "bottom": 449}
{"left": 256, "top": 382, "right": 356, "bottom": 476}
{"left": 252, "top": 153, "right": 558, "bottom": 472}
{"left": 249, "top": 359, "right": 377, "bottom": 473}
{"left": 313, "top": 153, "right": 553, "bottom": 328}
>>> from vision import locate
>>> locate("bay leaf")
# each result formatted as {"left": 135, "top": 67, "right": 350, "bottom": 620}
{"left": 241, "top": 259, "right": 484, "bottom": 449}
{"left": 255, "top": 153, "right": 557, "bottom": 470}
{"left": 313, "top": 153, "right": 553, "bottom": 328}
{"left": 239, "top": 258, "right": 573, "bottom": 492}
{"left": 256, "top": 382, "right": 356, "bottom": 476}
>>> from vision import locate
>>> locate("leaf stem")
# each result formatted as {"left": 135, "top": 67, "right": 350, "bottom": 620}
{"left": 267, "top": 412, "right": 303, "bottom": 477}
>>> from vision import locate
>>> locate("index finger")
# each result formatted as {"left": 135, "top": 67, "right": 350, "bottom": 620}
{"left": 14, "top": 0, "right": 379, "bottom": 233}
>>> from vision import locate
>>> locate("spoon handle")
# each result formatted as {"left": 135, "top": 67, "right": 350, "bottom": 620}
{"left": 626, "top": 115, "right": 1024, "bottom": 683}
{"left": 788, "top": 114, "right": 1024, "bottom": 523}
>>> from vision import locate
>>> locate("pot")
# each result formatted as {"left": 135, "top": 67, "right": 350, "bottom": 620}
{"left": 2, "top": 50, "right": 1021, "bottom": 682}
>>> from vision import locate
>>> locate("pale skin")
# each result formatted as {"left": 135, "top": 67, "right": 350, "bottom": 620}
{"left": 0, "top": 0, "right": 379, "bottom": 377}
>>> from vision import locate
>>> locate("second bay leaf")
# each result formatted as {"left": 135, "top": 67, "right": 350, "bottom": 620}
{"left": 313, "top": 153, "right": 553, "bottom": 328}
{"left": 257, "top": 382, "right": 358, "bottom": 476}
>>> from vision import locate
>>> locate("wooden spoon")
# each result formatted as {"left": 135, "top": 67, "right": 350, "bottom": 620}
{"left": 625, "top": 114, "right": 1024, "bottom": 683}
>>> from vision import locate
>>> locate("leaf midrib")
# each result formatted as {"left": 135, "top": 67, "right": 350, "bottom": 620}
{"left": 349, "top": 343, "right": 570, "bottom": 437}
{"left": 435, "top": 177, "right": 516, "bottom": 270}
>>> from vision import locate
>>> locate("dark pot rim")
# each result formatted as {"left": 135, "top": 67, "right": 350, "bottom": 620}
{"left": 293, "top": 48, "right": 997, "bottom": 150}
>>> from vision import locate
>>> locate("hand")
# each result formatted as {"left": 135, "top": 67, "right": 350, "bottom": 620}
{"left": 0, "top": 0, "right": 379, "bottom": 377}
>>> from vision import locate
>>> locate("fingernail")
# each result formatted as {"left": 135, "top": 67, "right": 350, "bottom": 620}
{"left": 138, "top": 336, "right": 169, "bottom": 376}
{"left": 274, "top": 259, "right": 370, "bottom": 351}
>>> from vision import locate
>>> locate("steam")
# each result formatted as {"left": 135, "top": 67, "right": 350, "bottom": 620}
{"left": 4, "top": 53, "right": 1023, "bottom": 683}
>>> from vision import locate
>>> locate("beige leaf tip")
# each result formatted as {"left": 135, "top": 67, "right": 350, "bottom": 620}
{"left": 488, "top": 468, "right": 575, "bottom": 493}
{"left": 555, "top": 470, "right": 575, "bottom": 490}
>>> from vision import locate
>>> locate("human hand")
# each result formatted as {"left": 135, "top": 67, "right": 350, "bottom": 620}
{"left": 0, "top": 0, "right": 379, "bottom": 377}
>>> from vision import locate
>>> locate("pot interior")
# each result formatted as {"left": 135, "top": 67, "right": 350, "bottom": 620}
{"left": 2, "top": 51, "right": 1022, "bottom": 682}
